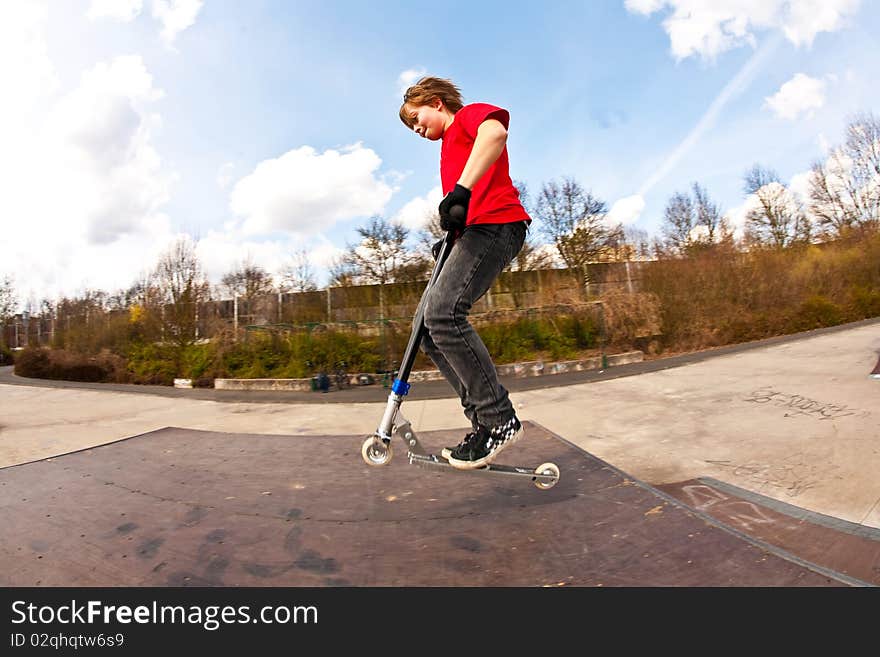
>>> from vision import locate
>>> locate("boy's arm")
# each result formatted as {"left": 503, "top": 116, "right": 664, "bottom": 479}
{"left": 456, "top": 119, "right": 508, "bottom": 190}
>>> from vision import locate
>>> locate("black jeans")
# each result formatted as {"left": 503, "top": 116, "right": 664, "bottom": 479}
{"left": 416, "top": 221, "right": 527, "bottom": 429}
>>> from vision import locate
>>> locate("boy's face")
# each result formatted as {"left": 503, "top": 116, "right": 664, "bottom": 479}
{"left": 404, "top": 100, "right": 448, "bottom": 141}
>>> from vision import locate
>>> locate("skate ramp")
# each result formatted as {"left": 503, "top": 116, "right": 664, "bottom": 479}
{"left": 657, "top": 477, "right": 880, "bottom": 586}
{"left": 0, "top": 422, "right": 863, "bottom": 586}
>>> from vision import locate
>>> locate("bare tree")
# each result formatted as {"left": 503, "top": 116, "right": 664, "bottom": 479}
{"left": 506, "top": 235, "right": 556, "bottom": 271}
{"left": 660, "top": 191, "right": 695, "bottom": 256}
{"left": 0, "top": 275, "right": 18, "bottom": 350}
{"left": 279, "top": 249, "right": 318, "bottom": 293}
{"left": 153, "top": 237, "right": 210, "bottom": 360}
{"left": 660, "top": 182, "right": 727, "bottom": 256}
{"left": 743, "top": 164, "right": 810, "bottom": 248}
{"left": 534, "top": 177, "right": 618, "bottom": 268}
{"left": 809, "top": 112, "right": 880, "bottom": 238}
{"left": 415, "top": 210, "right": 445, "bottom": 261}
{"left": 0, "top": 275, "right": 17, "bottom": 323}
{"left": 692, "top": 182, "right": 723, "bottom": 243}
{"left": 220, "top": 257, "right": 276, "bottom": 327}
{"left": 342, "top": 216, "right": 427, "bottom": 285}
{"left": 51, "top": 290, "right": 113, "bottom": 353}
{"left": 327, "top": 256, "right": 358, "bottom": 288}
{"left": 501, "top": 180, "right": 554, "bottom": 271}
{"left": 221, "top": 257, "right": 275, "bottom": 300}
{"left": 619, "top": 226, "right": 652, "bottom": 261}
{"left": 513, "top": 179, "right": 531, "bottom": 214}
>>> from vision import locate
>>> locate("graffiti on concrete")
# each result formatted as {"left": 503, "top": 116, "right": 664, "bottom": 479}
{"left": 705, "top": 453, "right": 838, "bottom": 498}
{"left": 745, "top": 387, "right": 869, "bottom": 421}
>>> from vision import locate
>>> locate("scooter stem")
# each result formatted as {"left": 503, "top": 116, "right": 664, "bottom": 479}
{"left": 376, "top": 226, "right": 458, "bottom": 438}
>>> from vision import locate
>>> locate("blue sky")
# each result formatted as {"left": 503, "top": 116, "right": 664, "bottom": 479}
{"left": 3, "top": 1, "right": 879, "bottom": 306}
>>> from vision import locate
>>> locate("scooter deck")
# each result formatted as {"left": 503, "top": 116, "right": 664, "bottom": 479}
{"left": 407, "top": 452, "right": 559, "bottom": 485}
{"left": 387, "top": 418, "right": 560, "bottom": 488}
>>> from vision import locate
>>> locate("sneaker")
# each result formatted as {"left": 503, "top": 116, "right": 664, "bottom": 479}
{"left": 441, "top": 430, "right": 478, "bottom": 460}
{"left": 447, "top": 417, "right": 523, "bottom": 470}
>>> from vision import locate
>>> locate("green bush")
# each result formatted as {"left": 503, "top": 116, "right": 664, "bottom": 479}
{"left": 478, "top": 313, "right": 596, "bottom": 363}
{"left": 126, "top": 342, "right": 178, "bottom": 385}
{"left": 850, "top": 285, "right": 880, "bottom": 317}
{"left": 182, "top": 342, "right": 215, "bottom": 380}
{"left": 792, "top": 295, "right": 844, "bottom": 331}
{"left": 207, "top": 329, "right": 385, "bottom": 380}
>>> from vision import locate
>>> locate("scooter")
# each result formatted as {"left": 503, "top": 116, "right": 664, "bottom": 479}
{"left": 360, "top": 207, "right": 560, "bottom": 490}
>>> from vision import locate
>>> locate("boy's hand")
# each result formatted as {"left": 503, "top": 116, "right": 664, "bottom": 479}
{"left": 438, "top": 184, "right": 471, "bottom": 231}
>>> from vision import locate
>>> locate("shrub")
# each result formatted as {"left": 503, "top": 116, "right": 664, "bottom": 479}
{"left": 13, "top": 347, "right": 124, "bottom": 382}
{"left": 643, "top": 231, "right": 880, "bottom": 352}
{"left": 850, "top": 285, "right": 880, "bottom": 317}
{"left": 14, "top": 348, "right": 51, "bottom": 378}
{"left": 126, "top": 342, "right": 178, "bottom": 385}
{"left": 792, "top": 295, "right": 844, "bottom": 331}
{"left": 478, "top": 311, "right": 600, "bottom": 363}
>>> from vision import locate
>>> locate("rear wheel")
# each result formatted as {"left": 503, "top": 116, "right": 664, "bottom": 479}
{"left": 533, "top": 462, "right": 560, "bottom": 490}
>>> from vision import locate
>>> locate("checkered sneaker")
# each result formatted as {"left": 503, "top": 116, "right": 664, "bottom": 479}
{"left": 441, "top": 430, "right": 478, "bottom": 461}
{"left": 447, "top": 417, "right": 523, "bottom": 470}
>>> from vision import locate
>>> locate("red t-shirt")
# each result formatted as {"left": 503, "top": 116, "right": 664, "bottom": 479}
{"left": 440, "top": 103, "right": 530, "bottom": 226}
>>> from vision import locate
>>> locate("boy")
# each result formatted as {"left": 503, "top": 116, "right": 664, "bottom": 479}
{"left": 399, "top": 76, "right": 530, "bottom": 470}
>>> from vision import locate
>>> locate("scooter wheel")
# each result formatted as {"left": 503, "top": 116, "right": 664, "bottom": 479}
{"left": 533, "top": 462, "right": 560, "bottom": 490}
{"left": 362, "top": 435, "right": 393, "bottom": 466}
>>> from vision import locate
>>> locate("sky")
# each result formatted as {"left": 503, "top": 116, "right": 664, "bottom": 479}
{"left": 2, "top": 0, "right": 879, "bottom": 309}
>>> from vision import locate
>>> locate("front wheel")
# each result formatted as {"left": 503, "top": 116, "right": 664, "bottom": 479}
{"left": 362, "top": 435, "right": 393, "bottom": 466}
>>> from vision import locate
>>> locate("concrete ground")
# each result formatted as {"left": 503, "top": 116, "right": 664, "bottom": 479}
{"left": 2, "top": 318, "right": 879, "bottom": 530}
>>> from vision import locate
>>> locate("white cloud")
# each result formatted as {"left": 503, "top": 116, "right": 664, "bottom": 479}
{"left": 625, "top": 0, "right": 861, "bottom": 60}
{"left": 726, "top": 174, "right": 811, "bottom": 241}
{"left": 789, "top": 170, "right": 813, "bottom": 202}
{"left": 625, "top": 0, "right": 665, "bottom": 12}
{"left": 196, "top": 230, "right": 293, "bottom": 291}
{"left": 782, "top": 0, "right": 861, "bottom": 46}
{"left": 87, "top": 0, "right": 144, "bottom": 22}
{"left": 217, "top": 162, "right": 235, "bottom": 189}
{"left": 165, "top": 229, "right": 345, "bottom": 295}
{"left": 764, "top": 73, "right": 826, "bottom": 120}
{"left": 0, "top": 4, "right": 58, "bottom": 125}
{"left": 397, "top": 68, "right": 427, "bottom": 97}
{"left": 392, "top": 186, "right": 442, "bottom": 230}
{"left": 607, "top": 194, "right": 646, "bottom": 225}
{"left": 87, "top": 0, "right": 201, "bottom": 46}
{"left": 0, "top": 9, "right": 385, "bottom": 302}
{"left": 44, "top": 55, "right": 172, "bottom": 244}
{"left": 152, "top": 0, "right": 204, "bottom": 46}
{"left": 723, "top": 202, "right": 751, "bottom": 239}
{"left": 531, "top": 243, "right": 564, "bottom": 268}
{"left": 307, "top": 239, "right": 348, "bottom": 284}
{"left": 688, "top": 224, "right": 712, "bottom": 242}
{"left": 1, "top": 44, "right": 178, "bottom": 302}
{"left": 230, "top": 143, "right": 395, "bottom": 237}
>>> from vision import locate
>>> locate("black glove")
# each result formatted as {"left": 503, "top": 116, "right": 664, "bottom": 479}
{"left": 431, "top": 238, "right": 444, "bottom": 261}
{"left": 438, "top": 183, "right": 471, "bottom": 231}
